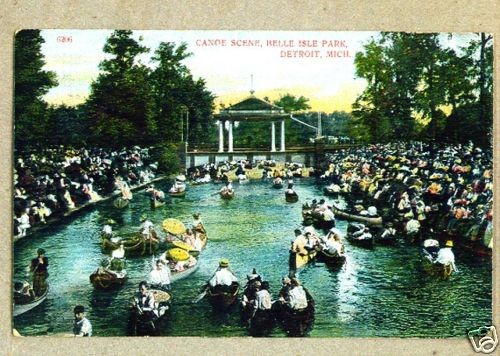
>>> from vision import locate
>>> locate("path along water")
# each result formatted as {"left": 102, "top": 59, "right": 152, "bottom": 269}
{"left": 13, "top": 179, "right": 492, "bottom": 337}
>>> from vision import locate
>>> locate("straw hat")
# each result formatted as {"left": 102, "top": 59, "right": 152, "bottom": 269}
{"left": 219, "top": 258, "right": 229, "bottom": 267}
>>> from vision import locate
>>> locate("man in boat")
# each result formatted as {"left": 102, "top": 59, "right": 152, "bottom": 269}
{"left": 292, "top": 229, "right": 308, "bottom": 256}
{"left": 278, "top": 276, "right": 292, "bottom": 303}
{"left": 101, "top": 224, "right": 113, "bottom": 239}
{"left": 192, "top": 213, "right": 206, "bottom": 235}
{"left": 220, "top": 180, "right": 234, "bottom": 194}
{"left": 322, "top": 230, "right": 345, "bottom": 256}
{"left": 242, "top": 268, "right": 262, "bottom": 309}
{"left": 111, "top": 243, "right": 126, "bottom": 259}
{"left": 287, "top": 278, "right": 308, "bottom": 310}
{"left": 30, "top": 248, "right": 48, "bottom": 296}
{"left": 208, "top": 259, "right": 238, "bottom": 293}
{"left": 73, "top": 305, "right": 92, "bottom": 337}
{"left": 422, "top": 237, "right": 440, "bottom": 259}
{"left": 285, "top": 183, "right": 297, "bottom": 196}
{"left": 133, "top": 281, "right": 158, "bottom": 321}
{"left": 148, "top": 259, "right": 171, "bottom": 291}
{"left": 435, "top": 240, "right": 458, "bottom": 272}
{"left": 252, "top": 281, "right": 272, "bottom": 317}
{"left": 13, "top": 281, "right": 36, "bottom": 304}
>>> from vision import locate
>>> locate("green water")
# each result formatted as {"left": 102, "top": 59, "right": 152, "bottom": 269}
{"left": 13, "top": 179, "right": 492, "bottom": 337}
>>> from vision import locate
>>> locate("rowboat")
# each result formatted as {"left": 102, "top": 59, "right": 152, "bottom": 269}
{"left": 128, "top": 289, "right": 171, "bottom": 336}
{"left": 289, "top": 249, "right": 317, "bottom": 272}
{"left": 274, "top": 288, "right": 315, "bottom": 337}
{"left": 421, "top": 253, "right": 453, "bottom": 279}
{"left": 169, "top": 190, "right": 186, "bottom": 198}
{"left": 247, "top": 309, "right": 276, "bottom": 337}
{"left": 90, "top": 268, "right": 127, "bottom": 289}
{"left": 150, "top": 198, "right": 166, "bottom": 208}
{"left": 113, "top": 197, "right": 129, "bottom": 208}
{"left": 332, "top": 206, "right": 382, "bottom": 227}
{"left": 101, "top": 235, "right": 159, "bottom": 256}
{"left": 317, "top": 249, "right": 346, "bottom": 268}
{"left": 220, "top": 189, "right": 234, "bottom": 199}
{"left": 13, "top": 282, "right": 48, "bottom": 317}
{"left": 301, "top": 207, "right": 335, "bottom": 230}
{"left": 346, "top": 223, "right": 375, "bottom": 249}
{"left": 170, "top": 263, "right": 200, "bottom": 283}
{"left": 285, "top": 192, "right": 299, "bottom": 203}
{"left": 207, "top": 282, "right": 240, "bottom": 311}
{"left": 272, "top": 180, "right": 283, "bottom": 189}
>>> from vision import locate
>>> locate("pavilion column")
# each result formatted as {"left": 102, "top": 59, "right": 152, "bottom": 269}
{"left": 271, "top": 121, "right": 276, "bottom": 152}
{"left": 280, "top": 119, "right": 285, "bottom": 152}
{"left": 218, "top": 121, "right": 224, "bottom": 152}
{"left": 228, "top": 120, "right": 234, "bottom": 152}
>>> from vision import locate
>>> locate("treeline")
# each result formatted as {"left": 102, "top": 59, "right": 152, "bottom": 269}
{"left": 350, "top": 32, "right": 493, "bottom": 146}
{"left": 15, "top": 30, "right": 215, "bottom": 151}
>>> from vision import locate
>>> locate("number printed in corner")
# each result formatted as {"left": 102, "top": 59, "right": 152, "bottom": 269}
{"left": 57, "top": 36, "right": 73, "bottom": 43}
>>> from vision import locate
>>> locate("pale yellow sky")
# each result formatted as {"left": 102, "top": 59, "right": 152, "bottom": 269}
{"left": 40, "top": 30, "right": 472, "bottom": 113}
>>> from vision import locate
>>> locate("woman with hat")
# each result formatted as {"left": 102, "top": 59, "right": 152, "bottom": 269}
{"left": 30, "top": 248, "right": 48, "bottom": 296}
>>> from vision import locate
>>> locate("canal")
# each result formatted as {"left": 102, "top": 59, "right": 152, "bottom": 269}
{"left": 13, "top": 179, "right": 492, "bottom": 337}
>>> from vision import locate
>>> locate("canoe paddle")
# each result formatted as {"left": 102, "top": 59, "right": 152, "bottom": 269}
{"left": 192, "top": 287, "right": 208, "bottom": 303}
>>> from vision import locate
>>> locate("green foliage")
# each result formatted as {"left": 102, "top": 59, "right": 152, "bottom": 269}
{"left": 273, "top": 93, "right": 311, "bottom": 113}
{"left": 15, "top": 30, "right": 58, "bottom": 149}
{"left": 154, "top": 144, "right": 181, "bottom": 176}
{"left": 351, "top": 32, "right": 493, "bottom": 146}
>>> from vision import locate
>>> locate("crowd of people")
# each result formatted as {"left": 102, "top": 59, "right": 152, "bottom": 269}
{"left": 317, "top": 141, "right": 493, "bottom": 250}
{"left": 14, "top": 146, "right": 159, "bottom": 238}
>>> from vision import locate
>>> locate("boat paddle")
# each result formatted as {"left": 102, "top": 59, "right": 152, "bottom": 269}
{"left": 192, "top": 285, "right": 209, "bottom": 303}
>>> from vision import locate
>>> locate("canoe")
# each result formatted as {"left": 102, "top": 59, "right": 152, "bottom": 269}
{"left": 285, "top": 193, "right": 299, "bottom": 203}
{"left": 171, "top": 263, "right": 200, "bottom": 283}
{"left": 207, "top": 282, "right": 240, "bottom": 311}
{"left": 247, "top": 309, "right": 276, "bottom": 337}
{"left": 272, "top": 182, "right": 283, "bottom": 189}
{"left": 169, "top": 190, "right": 186, "bottom": 198}
{"left": 220, "top": 190, "right": 234, "bottom": 199}
{"left": 101, "top": 236, "right": 159, "bottom": 256}
{"left": 346, "top": 232, "right": 374, "bottom": 249}
{"left": 13, "top": 284, "right": 48, "bottom": 317}
{"left": 421, "top": 254, "right": 453, "bottom": 279}
{"left": 90, "top": 268, "right": 127, "bottom": 290}
{"left": 374, "top": 229, "right": 398, "bottom": 246}
{"left": 301, "top": 207, "right": 335, "bottom": 229}
{"left": 113, "top": 197, "right": 129, "bottom": 208}
{"left": 289, "top": 250, "right": 317, "bottom": 272}
{"left": 150, "top": 199, "right": 166, "bottom": 208}
{"left": 332, "top": 206, "right": 382, "bottom": 227}
{"left": 274, "top": 288, "right": 315, "bottom": 337}
{"left": 317, "top": 249, "right": 346, "bottom": 268}
{"left": 323, "top": 186, "right": 342, "bottom": 196}
{"left": 128, "top": 290, "right": 171, "bottom": 336}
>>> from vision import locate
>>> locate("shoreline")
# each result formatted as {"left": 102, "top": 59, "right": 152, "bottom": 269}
{"left": 13, "top": 175, "right": 169, "bottom": 243}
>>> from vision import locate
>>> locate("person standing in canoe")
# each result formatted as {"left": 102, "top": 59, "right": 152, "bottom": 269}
{"left": 30, "top": 248, "right": 48, "bottom": 296}
{"left": 208, "top": 259, "right": 238, "bottom": 293}
{"left": 192, "top": 213, "right": 206, "bottom": 236}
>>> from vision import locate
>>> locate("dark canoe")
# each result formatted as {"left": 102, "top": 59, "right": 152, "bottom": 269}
{"left": 150, "top": 199, "right": 166, "bottom": 208}
{"left": 90, "top": 269, "right": 127, "bottom": 290}
{"left": 421, "top": 254, "right": 453, "bottom": 279}
{"left": 346, "top": 231, "right": 374, "bottom": 249}
{"left": 375, "top": 231, "right": 398, "bottom": 246}
{"left": 101, "top": 236, "right": 159, "bottom": 256}
{"left": 454, "top": 236, "right": 492, "bottom": 258}
{"left": 332, "top": 206, "right": 383, "bottom": 227}
{"left": 207, "top": 282, "right": 240, "bottom": 311}
{"left": 274, "top": 288, "right": 315, "bottom": 337}
{"left": 248, "top": 309, "right": 276, "bottom": 337}
{"left": 128, "top": 290, "right": 171, "bottom": 336}
{"left": 13, "top": 284, "right": 49, "bottom": 317}
{"left": 113, "top": 197, "right": 129, "bottom": 209}
{"left": 285, "top": 192, "right": 299, "bottom": 203}
{"left": 220, "top": 190, "right": 234, "bottom": 200}
{"left": 289, "top": 250, "right": 317, "bottom": 271}
{"left": 317, "top": 249, "right": 346, "bottom": 268}
{"left": 169, "top": 190, "right": 186, "bottom": 198}
{"left": 272, "top": 181, "right": 283, "bottom": 189}
{"left": 301, "top": 207, "right": 335, "bottom": 229}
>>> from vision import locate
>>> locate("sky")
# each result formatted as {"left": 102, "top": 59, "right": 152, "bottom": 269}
{"left": 40, "top": 30, "right": 473, "bottom": 113}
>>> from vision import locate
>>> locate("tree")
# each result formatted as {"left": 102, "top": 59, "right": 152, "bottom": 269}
{"left": 85, "top": 30, "right": 153, "bottom": 147}
{"left": 150, "top": 42, "right": 215, "bottom": 146}
{"left": 15, "top": 30, "right": 58, "bottom": 148}
{"left": 273, "top": 93, "right": 311, "bottom": 113}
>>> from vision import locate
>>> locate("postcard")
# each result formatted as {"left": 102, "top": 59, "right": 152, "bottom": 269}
{"left": 9, "top": 27, "right": 496, "bottom": 353}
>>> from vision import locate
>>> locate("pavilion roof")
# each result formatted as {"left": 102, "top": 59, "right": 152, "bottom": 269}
{"left": 216, "top": 95, "right": 289, "bottom": 121}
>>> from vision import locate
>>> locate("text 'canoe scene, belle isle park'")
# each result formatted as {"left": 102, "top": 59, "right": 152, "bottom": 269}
{"left": 13, "top": 30, "right": 493, "bottom": 338}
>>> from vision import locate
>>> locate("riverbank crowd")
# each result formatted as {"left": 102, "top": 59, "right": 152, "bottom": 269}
{"left": 13, "top": 146, "right": 159, "bottom": 238}
{"left": 316, "top": 141, "right": 493, "bottom": 250}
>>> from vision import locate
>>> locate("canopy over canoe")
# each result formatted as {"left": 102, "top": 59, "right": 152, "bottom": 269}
{"left": 162, "top": 219, "right": 186, "bottom": 236}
